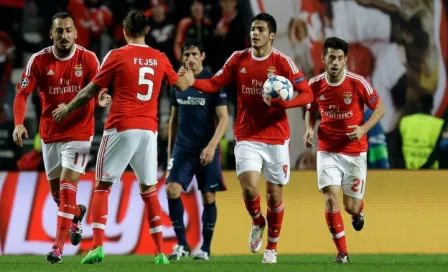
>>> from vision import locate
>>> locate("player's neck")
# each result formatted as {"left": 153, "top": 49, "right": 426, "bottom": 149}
{"left": 53, "top": 45, "right": 76, "bottom": 59}
{"left": 128, "top": 37, "right": 146, "bottom": 46}
{"left": 194, "top": 66, "right": 203, "bottom": 77}
{"left": 326, "top": 69, "right": 347, "bottom": 85}
{"left": 252, "top": 44, "right": 272, "bottom": 58}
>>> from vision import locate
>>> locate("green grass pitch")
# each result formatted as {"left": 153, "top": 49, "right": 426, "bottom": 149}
{"left": 1, "top": 254, "right": 448, "bottom": 271}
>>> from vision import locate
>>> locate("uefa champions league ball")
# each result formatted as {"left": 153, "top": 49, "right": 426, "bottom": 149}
{"left": 262, "top": 75, "right": 294, "bottom": 101}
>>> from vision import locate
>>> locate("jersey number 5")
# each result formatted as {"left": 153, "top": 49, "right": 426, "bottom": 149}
{"left": 137, "top": 67, "right": 154, "bottom": 101}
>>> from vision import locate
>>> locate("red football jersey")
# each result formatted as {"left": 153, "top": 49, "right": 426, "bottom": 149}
{"left": 93, "top": 44, "right": 179, "bottom": 133}
{"left": 14, "top": 45, "right": 100, "bottom": 143}
{"left": 193, "top": 48, "right": 312, "bottom": 145}
{"left": 307, "top": 70, "right": 380, "bottom": 155}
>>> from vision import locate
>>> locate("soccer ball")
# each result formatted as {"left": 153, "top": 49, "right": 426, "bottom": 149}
{"left": 262, "top": 75, "right": 294, "bottom": 101}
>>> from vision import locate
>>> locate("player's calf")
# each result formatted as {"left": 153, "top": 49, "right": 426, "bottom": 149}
{"left": 140, "top": 184, "right": 165, "bottom": 256}
{"left": 166, "top": 183, "right": 190, "bottom": 259}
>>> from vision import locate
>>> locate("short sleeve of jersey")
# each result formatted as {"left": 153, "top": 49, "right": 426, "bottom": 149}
{"left": 279, "top": 55, "right": 309, "bottom": 93}
{"left": 16, "top": 55, "right": 39, "bottom": 95}
{"left": 161, "top": 53, "right": 179, "bottom": 85}
{"left": 85, "top": 50, "right": 100, "bottom": 81}
{"left": 306, "top": 81, "right": 318, "bottom": 112}
{"left": 170, "top": 87, "right": 179, "bottom": 107}
{"left": 357, "top": 76, "right": 380, "bottom": 109}
{"left": 213, "top": 88, "right": 228, "bottom": 107}
{"left": 93, "top": 50, "right": 119, "bottom": 88}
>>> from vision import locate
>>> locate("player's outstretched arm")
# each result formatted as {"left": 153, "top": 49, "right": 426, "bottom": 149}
{"left": 176, "top": 66, "right": 223, "bottom": 93}
{"left": 192, "top": 78, "right": 224, "bottom": 94}
{"left": 52, "top": 82, "right": 102, "bottom": 122}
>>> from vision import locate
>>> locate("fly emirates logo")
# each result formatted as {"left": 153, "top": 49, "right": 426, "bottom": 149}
{"left": 241, "top": 79, "right": 263, "bottom": 95}
{"left": 49, "top": 78, "right": 81, "bottom": 95}
{"left": 320, "top": 105, "right": 353, "bottom": 120}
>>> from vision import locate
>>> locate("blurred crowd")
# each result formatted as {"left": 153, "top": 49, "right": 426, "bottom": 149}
{"left": 0, "top": 0, "right": 447, "bottom": 172}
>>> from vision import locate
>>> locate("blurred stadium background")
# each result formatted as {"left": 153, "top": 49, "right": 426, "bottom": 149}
{"left": 1, "top": 0, "right": 448, "bottom": 269}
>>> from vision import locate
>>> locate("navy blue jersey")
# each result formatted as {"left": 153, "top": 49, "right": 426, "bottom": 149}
{"left": 170, "top": 69, "right": 227, "bottom": 153}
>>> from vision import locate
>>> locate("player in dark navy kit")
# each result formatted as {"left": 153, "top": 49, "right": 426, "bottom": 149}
{"left": 166, "top": 40, "right": 229, "bottom": 261}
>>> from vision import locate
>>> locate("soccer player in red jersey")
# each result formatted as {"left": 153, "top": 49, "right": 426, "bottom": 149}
{"left": 180, "top": 13, "right": 313, "bottom": 263}
{"left": 12, "top": 12, "right": 111, "bottom": 264}
{"left": 52, "top": 11, "right": 194, "bottom": 264}
{"left": 304, "top": 37, "right": 386, "bottom": 263}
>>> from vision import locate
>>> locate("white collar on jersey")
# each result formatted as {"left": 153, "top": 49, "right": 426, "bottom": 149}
{"left": 251, "top": 48, "right": 272, "bottom": 61}
{"left": 325, "top": 68, "right": 347, "bottom": 86}
{"left": 52, "top": 44, "right": 77, "bottom": 61}
{"left": 128, "top": 43, "right": 149, "bottom": 47}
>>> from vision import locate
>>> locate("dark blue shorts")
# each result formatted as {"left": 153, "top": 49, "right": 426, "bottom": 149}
{"left": 166, "top": 147, "right": 226, "bottom": 192}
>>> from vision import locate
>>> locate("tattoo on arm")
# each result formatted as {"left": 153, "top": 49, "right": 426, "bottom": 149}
{"left": 67, "top": 82, "right": 102, "bottom": 112}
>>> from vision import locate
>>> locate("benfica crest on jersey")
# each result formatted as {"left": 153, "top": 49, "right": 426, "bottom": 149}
{"left": 343, "top": 91, "right": 353, "bottom": 104}
{"left": 74, "top": 64, "right": 83, "bottom": 77}
{"left": 267, "top": 66, "right": 276, "bottom": 77}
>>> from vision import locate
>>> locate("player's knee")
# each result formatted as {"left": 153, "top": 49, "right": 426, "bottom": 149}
{"left": 60, "top": 168, "right": 81, "bottom": 183}
{"left": 140, "top": 184, "right": 156, "bottom": 194}
{"left": 202, "top": 192, "right": 215, "bottom": 204}
{"left": 165, "top": 182, "right": 181, "bottom": 199}
{"left": 241, "top": 186, "right": 258, "bottom": 200}
{"left": 323, "top": 192, "right": 339, "bottom": 211}
{"left": 95, "top": 180, "right": 113, "bottom": 190}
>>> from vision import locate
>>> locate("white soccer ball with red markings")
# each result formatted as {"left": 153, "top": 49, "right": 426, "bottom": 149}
{"left": 262, "top": 75, "right": 294, "bottom": 101}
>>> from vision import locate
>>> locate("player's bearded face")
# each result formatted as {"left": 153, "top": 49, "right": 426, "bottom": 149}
{"left": 323, "top": 48, "right": 347, "bottom": 78}
{"left": 182, "top": 46, "right": 205, "bottom": 72}
{"left": 50, "top": 18, "right": 77, "bottom": 54}
{"left": 250, "top": 21, "right": 274, "bottom": 49}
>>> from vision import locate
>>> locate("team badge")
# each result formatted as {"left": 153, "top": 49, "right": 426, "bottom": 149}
{"left": 74, "top": 64, "right": 83, "bottom": 77}
{"left": 343, "top": 91, "right": 352, "bottom": 105}
{"left": 20, "top": 77, "right": 29, "bottom": 88}
{"left": 267, "top": 66, "right": 276, "bottom": 77}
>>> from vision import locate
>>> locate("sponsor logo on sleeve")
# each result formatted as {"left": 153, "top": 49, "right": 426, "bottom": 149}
{"left": 293, "top": 76, "right": 305, "bottom": 84}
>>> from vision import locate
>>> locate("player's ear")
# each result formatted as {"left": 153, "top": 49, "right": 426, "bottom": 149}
{"left": 49, "top": 29, "right": 53, "bottom": 41}
{"left": 201, "top": 52, "right": 205, "bottom": 61}
{"left": 269, "top": 32, "right": 275, "bottom": 41}
{"left": 145, "top": 26, "right": 150, "bottom": 34}
{"left": 321, "top": 53, "right": 325, "bottom": 64}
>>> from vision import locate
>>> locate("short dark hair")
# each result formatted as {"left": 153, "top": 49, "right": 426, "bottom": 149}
{"left": 323, "top": 37, "right": 348, "bottom": 56}
{"left": 182, "top": 39, "right": 205, "bottom": 54}
{"left": 52, "top": 12, "right": 76, "bottom": 27}
{"left": 123, "top": 11, "right": 148, "bottom": 38}
{"left": 251, "top": 13, "right": 277, "bottom": 33}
